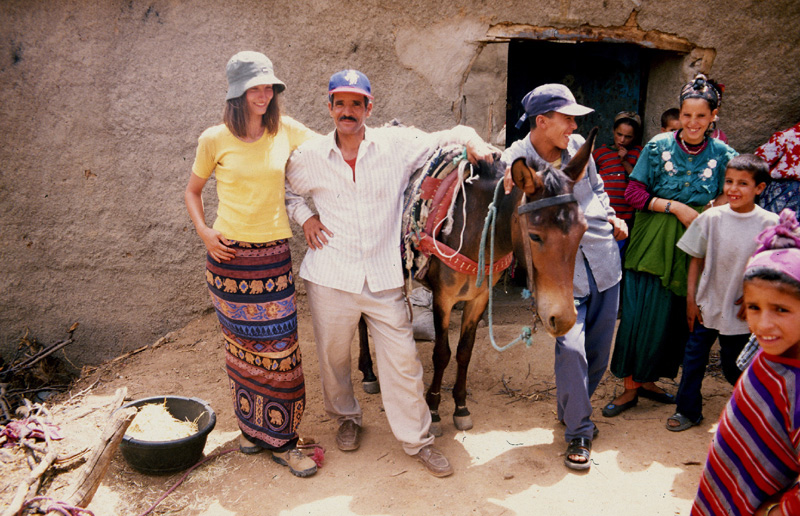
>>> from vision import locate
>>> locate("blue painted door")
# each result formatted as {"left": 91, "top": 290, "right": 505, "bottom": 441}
{"left": 506, "top": 40, "right": 647, "bottom": 148}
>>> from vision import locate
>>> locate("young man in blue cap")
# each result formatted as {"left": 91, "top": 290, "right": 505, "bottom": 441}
{"left": 285, "top": 69, "right": 494, "bottom": 477}
{"left": 502, "top": 83, "right": 627, "bottom": 470}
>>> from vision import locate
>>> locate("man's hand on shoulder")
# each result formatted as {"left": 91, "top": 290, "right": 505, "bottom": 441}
{"left": 303, "top": 215, "right": 333, "bottom": 250}
{"left": 465, "top": 137, "right": 498, "bottom": 166}
{"left": 503, "top": 165, "right": 513, "bottom": 194}
{"left": 609, "top": 216, "right": 628, "bottom": 241}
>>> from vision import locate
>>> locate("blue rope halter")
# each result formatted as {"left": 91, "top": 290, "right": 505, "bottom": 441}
{"left": 476, "top": 180, "right": 577, "bottom": 352}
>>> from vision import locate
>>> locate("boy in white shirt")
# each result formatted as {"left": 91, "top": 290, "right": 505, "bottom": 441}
{"left": 667, "top": 154, "right": 779, "bottom": 431}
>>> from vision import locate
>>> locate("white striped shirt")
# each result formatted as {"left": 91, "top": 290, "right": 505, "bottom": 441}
{"left": 285, "top": 124, "right": 479, "bottom": 294}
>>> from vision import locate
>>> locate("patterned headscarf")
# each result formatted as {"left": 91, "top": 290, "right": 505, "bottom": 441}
{"left": 746, "top": 209, "right": 800, "bottom": 284}
{"left": 679, "top": 74, "right": 723, "bottom": 111}
{"left": 614, "top": 111, "right": 642, "bottom": 131}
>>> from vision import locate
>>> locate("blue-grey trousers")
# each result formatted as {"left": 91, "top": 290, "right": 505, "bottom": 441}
{"left": 556, "top": 264, "right": 620, "bottom": 442}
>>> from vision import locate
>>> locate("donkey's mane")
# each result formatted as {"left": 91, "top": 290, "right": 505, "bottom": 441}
{"left": 542, "top": 165, "right": 570, "bottom": 196}
{"left": 530, "top": 165, "right": 577, "bottom": 233}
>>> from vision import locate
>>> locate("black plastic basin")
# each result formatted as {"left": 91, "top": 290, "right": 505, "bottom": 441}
{"left": 119, "top": 396, "right": 216, "bottom": 475}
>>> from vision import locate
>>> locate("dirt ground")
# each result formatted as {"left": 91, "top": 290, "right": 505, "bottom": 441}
{"left": 1, "top": 284, "right": 736, "bottom": 516}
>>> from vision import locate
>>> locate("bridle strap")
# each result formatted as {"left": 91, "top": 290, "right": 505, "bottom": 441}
{"left": 516, "top": 191, "right": 577, "bottom": 319}
{"left": 517, "top": 193, "right": 576, "bottom": 215}
{"left": 518, "top": 194, "right": 536, "bottom": 297}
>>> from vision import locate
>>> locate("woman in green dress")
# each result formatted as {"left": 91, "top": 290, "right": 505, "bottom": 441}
{"left": 602, "top": 74, "right": 737, "bottom": 417}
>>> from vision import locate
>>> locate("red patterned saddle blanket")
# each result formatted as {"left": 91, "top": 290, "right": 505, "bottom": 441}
{"left": 401, "top": 146, "right": 513, "bottom": 280}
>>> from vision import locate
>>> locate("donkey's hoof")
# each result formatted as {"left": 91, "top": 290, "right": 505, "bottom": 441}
{"left": 453, "top": 414, "right": 473, "bottom": 431}
{"left": 429, "top": 420, "right": 443, "bottom": 437}
{"left": 453, "top": 406, "right": 473, "bottom": 431}
{"left": 362, "top": 380, "right": 380, "bottom": 394}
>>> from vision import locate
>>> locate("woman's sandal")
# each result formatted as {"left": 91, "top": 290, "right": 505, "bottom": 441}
{"left": 638, "top": 386, "right": 676, "bottom": 404}
{"left": 666, "top": 412, "right": 702, "bottom": 432}
{"left": 601, "top": 397, "right": 638, "bottom": 417}
{"left": 564, "top": 437, "right": 592, "bottom": 471}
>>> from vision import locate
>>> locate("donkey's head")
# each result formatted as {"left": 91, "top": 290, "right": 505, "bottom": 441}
{"left": 510, "top": 127, "right": 597, "bottom": 337}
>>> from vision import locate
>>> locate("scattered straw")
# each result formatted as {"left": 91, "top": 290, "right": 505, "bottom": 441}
{"left": 125, "top": 402, "right": 198, "bottom": 441}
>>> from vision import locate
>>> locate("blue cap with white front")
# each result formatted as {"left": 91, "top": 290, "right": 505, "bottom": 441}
{"left": 515, "top": 83, "right": 594, "bottom": 129}
{"left": 328, "top": 69, "right": 374, "bottom": 99}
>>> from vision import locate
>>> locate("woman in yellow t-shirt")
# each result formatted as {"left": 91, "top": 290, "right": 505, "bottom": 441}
{"left": 185, "top": 51, "right": 317, "bottom": 477}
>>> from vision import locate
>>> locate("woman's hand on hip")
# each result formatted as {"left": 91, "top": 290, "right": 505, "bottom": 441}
{"left": 303, "top": 215, "right": 333, "bottom": 250}
{"left": 200, "top": 226, "right": 236, "bottom": 262}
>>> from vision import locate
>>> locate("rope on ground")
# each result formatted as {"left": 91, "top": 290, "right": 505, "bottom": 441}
{"left": 135, "top": 447, "right": 238, "bottom": 516}
{"left": 476, "top": 179, "right": 535, "bottom": 353}
{"left": 18, "top": 497, "right": 94, "bottom": 516}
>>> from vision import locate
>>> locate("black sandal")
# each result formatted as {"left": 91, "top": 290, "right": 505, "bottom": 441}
{"left": 564, "top": 437, "right": 592, "bottom": 471}
{"left": 638, "top": 386, "right": 676, "bottom": 404}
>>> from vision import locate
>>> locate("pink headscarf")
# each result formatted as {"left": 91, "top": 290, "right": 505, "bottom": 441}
{"left": 746, "top": 209, "right": 800, "bottom": 284}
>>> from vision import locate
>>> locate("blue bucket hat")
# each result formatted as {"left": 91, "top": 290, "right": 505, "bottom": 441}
{"left": 515, "top": 84, "right": 594, "bottom": 129}
{"left": 328, "top": 69, "right": 374, "bottom": 100}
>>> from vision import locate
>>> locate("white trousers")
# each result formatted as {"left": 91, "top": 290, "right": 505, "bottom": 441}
{"left": 305, "top": 280, "right": 434, "bottom": 455}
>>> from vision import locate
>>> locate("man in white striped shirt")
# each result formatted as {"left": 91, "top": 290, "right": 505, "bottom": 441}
{"left": 285, "top": 69, "right": 494, "bottom": 477}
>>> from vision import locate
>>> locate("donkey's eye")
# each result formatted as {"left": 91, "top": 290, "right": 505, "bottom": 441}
{"left": 528, "top": 233, "right": 543, "bottom": 243}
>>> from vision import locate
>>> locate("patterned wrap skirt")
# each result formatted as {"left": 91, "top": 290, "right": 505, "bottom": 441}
{"left": 205, "top": 239, "right": 304, "bottom": 451}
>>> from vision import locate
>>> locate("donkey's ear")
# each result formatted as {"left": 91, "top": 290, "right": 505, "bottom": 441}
{"left": 511, "top": 158, "right": 544, "bottom": 195}
{"left": 562, "top": 126, "right": 599, "bottom": 183}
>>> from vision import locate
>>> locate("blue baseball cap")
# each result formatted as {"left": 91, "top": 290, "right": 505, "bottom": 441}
{"left": 328, "top": 69, "right": 374, "bottom": 99}
{"left": 515, "top": 84, "right": 593, "bottom": 128}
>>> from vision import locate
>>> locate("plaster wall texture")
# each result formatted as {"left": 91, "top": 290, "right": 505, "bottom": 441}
{"left": 1, "top": 0, "right": 798, "bottom": 364}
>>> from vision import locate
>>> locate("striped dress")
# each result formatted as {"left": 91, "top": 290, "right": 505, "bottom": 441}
{"left": 692, "top": 351, "right": 800, "bottom": 515}
{"left": 591, "top": 144, "right": 641, "bottom": 221}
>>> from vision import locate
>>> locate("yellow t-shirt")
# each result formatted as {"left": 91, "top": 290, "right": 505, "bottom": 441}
{"left": 192, "top": 116, "right": 316, "bottom": 242}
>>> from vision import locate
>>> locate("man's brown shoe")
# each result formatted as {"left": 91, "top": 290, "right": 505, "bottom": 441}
{"left": 415, "top": 445, "right": 453, "bottom": 477}
{"left": 336, "top": 420, "right": 361, "bottom": 451}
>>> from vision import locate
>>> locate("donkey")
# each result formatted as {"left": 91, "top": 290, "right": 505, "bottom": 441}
{"left": 359, "top": 128, "right": 597, "bottom": 436}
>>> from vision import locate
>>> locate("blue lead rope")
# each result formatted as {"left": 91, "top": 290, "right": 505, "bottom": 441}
{"left": 476, "top": 179, "right": 535, "bottom": 352}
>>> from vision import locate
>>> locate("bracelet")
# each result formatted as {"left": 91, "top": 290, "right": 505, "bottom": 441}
{"left": 765, "top": 502, "right": 781, "bottom": 516}
{"left": 664, "top": 201, "right": 672, "bottom": 214}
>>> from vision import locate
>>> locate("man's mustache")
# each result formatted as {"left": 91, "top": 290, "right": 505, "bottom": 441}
{"left": 338, "top": 116, "right": 357, "bottom": 122}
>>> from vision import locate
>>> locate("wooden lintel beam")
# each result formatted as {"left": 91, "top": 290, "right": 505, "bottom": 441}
{"left": 484, "top": 23, "right": 696, "bottom": 53}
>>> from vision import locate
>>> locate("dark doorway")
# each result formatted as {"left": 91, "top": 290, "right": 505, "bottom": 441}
{"left": 506, "top": 40, "right": 649, "bottom": 148}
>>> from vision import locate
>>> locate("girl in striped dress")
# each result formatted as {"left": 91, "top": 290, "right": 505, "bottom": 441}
{"left": 692, "top": 209, "right": 800, "bottom": 515}
{"left": 592, "top": 111, "right": 642, "bottom": 254}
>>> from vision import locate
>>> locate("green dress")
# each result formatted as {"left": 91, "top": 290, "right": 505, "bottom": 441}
{"left": 610, "top": 132, "right": 737, "bottom": 382}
